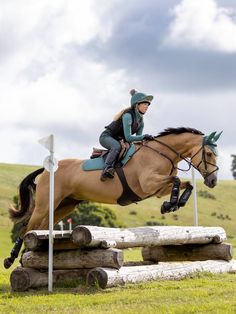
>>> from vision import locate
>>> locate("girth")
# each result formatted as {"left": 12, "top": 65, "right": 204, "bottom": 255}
{"left": 115, "top": 167, "right": 142, "bottom": 206}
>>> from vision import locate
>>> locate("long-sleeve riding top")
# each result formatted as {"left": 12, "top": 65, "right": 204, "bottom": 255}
{"left": 104, "top": 108, "right": 145, "bottom": 142}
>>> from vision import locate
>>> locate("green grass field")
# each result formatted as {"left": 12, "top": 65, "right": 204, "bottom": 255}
{"left": 0, "top": 163, "right": 236, "bottom": 314}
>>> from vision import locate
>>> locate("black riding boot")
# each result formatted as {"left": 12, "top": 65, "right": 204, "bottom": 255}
{"left": 100, "top": 148, "right": 120, "bottom": 181}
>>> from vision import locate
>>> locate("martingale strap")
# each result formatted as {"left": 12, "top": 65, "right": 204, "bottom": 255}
{"left": 115, "top": 167, "right": 142, "bottom": 206}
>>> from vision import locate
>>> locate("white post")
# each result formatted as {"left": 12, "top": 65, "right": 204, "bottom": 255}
{"left": 48, "top": 140, "right": 54, "bottom": 292}
{"left": 39, "top": 134, "right": 58, "bottom": 293}
{"left": 67, "top": 218, "right": 72, "bottom": 231}
{"left": 58, "top": 221, "right": 64, "bottom": 232}
{"left": 191, "top": 167, "right": 198, "bottom": 226}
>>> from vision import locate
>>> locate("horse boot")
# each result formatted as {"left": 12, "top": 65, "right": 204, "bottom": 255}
{"left": 161, "top": 177, "right": 181, "bottom": 214}
{"left": 178, "top": 183, "right": 193, "bottom": 207}
{"left": 4, "top": 237, "right": 23, "bottom": 269}
{"left": 100, "top": 148, "right": 120, "bottom": 181}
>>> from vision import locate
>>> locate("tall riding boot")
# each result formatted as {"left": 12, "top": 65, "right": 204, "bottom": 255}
{"left": 100, "top": 148, "right": 120, "bottom": 181}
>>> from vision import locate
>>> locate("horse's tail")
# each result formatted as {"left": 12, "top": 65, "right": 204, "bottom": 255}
{"left": 9, "top": 167, "right": 45, "bottom": 223}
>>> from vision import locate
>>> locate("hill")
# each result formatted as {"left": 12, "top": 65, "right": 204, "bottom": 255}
{"left": 0, "top": 163, "right": 236, "bottom": 238}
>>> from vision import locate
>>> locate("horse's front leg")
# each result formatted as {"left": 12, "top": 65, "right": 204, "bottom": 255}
{"left": 159, "top": 180, "right": 193, "bottom": 214}
{"left": 138, "top": 171, "right": 192, "bottom": 214}
{"left": 138, "top": 171, "right": 175, "bottom": 195}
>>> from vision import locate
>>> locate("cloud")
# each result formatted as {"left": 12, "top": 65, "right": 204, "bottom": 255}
{"left": 0, "top": 0, "right": 130, "bottom": 165}
{"left": 165, "top": 0, "right": 236, "bottom": 52}
{"left": 0, "top": 0, "right": 235, "bottom": 180}
{"left": 81, "top": 1, "right": 236, "bottom": 93}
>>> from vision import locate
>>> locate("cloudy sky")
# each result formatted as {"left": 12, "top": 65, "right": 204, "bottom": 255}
{"left": 0, "top": 0, "right": 236, "bottom": 179}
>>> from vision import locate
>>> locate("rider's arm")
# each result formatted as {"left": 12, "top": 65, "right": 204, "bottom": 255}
{"left": 122, "top": 113, "right": 145, "bottom": 142}
{"left": 136, "top": 121, "right": 144, "bottom": 136}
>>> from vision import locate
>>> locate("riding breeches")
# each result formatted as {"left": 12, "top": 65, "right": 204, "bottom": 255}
{"left": 99, "top": 131, "right": 121, "bottom": 152}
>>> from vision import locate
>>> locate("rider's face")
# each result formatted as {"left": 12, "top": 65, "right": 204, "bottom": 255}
{"left": 137, "top": 102, "right": 150, "bottom": 114}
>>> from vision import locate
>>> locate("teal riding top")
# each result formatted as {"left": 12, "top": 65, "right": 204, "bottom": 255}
{"left": 122, "top": 111, "right": 144, "bottom": 142}
{"left": 104, "top": 107, "right": 145, "bottom": 143}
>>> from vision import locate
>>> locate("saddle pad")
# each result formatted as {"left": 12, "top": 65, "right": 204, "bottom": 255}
{"left": 82, "top": 144, "right": 136, "bottom": 171}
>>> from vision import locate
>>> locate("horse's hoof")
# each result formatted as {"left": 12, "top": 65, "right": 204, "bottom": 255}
{"left": 161, "top": 201, "right": 172, "bottom": 214}
{"left": 3, "top": 257, "right": 13, "bottom": 269}
{"left": 172, "top": 205, "right": 179, "bottom": 212}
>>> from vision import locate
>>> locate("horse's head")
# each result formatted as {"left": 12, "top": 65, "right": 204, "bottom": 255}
{"left": 191, "top": 131, "right": 222, "bottom": 188}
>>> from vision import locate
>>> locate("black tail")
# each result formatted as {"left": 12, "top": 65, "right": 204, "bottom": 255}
{"left": 9, "top": 168, "right": 44, "bottom": 222}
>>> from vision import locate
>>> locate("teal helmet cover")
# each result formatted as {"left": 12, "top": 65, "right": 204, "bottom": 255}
{"left": 130, "top": 89, "right": 153, "bottom": 108}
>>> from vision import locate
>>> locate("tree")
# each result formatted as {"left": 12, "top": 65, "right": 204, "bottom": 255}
{"left": 56, "top": 201, "right": 123, "bottom": 230}
{"left": 231, "top": 154, "right": 236, "bottom": 180}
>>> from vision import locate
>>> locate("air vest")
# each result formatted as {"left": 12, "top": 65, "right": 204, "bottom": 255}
{"left": 105, "top": 108, "right": 143, "bottom": 139}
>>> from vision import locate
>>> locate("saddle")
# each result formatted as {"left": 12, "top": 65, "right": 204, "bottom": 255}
{"left": 90, "top": 139, "right": 131, "bottom": 161}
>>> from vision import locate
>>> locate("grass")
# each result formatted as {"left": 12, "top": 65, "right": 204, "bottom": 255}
{"left": 1, "top": 234, "right": 236, "bottom": 314}
{"left": 0, "top": 163, "right": 236, "bottom": 313}
{"left": 1, "top": 275, "right": 236, "bottom": 314}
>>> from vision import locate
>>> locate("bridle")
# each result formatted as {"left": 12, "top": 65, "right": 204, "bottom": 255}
{"left": 134, "top": 138, "right": 219, "bottom": 179}
{"left": 193, "top": 144, "right": 219, "bottom": 178}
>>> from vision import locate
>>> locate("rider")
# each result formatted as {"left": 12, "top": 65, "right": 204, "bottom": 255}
{"left": 99, "top": 89, "right": 154, "bottom": 181}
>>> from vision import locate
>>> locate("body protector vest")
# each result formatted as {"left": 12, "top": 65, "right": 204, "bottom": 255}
{"left": 105, "top": 108, "right": 143, "bottom": 140}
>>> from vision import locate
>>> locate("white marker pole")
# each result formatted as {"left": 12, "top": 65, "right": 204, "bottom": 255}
{"left": 48, "top": 140, "right": 54, "bottom": 292}
{"left": 39, "top": 134, "right": 58, "bottom": 292}
{"left": 191, "top": 167, "right": 198, "bottom": 226}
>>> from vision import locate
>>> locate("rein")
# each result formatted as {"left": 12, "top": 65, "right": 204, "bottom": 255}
{"left": 133, "top": 138, "right": 219, "bottom": 178}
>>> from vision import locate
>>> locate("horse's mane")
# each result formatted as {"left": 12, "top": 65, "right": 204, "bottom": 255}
{"left": 156, "top": 127, "right": 204, "bottom": 137}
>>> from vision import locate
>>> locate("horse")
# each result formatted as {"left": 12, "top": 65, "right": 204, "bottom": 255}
{"left": 4, "top": 127, "right": 221, "bottom": 268}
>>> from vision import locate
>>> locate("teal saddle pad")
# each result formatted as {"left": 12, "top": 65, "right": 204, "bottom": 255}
{"left": 82, "top": 144, "right": 136, "bottom": 171}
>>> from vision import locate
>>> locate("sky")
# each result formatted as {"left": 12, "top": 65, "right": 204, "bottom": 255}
{"left": 0, "top": 0, "right": 236, "bottom": 179}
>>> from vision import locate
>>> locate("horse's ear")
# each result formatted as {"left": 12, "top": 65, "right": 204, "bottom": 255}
{"left": 213, "top": 131, "right": 223, "bottom": 142}
{"left": 207, "top": 131, "right": 217, "bottom": 142}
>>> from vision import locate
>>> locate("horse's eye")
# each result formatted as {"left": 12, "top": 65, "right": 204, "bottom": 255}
{"left": 207, "top": 152, "right": 212, "bottom": 157}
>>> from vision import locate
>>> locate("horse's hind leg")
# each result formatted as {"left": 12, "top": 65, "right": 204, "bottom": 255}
{"left": 25, "top": 196, "right": 63, "bottom": 232}
{"left": 3, "top": 237, "right": 24, "bottom": 269}
{"left": 37, "top": 198, "right": 80, "bottom": 229}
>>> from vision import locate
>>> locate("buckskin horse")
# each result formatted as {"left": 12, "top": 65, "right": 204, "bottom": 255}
{"left": 4, "top": 127, "right": 222, "bottom": 268}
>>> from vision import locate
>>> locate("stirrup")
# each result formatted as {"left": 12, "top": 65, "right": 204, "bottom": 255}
{"left": 100, "top": 167, "right": 115, "bottom": 181}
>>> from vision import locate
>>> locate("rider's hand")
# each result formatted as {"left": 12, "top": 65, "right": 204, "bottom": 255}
{"left": 143, "top": 134, "right": 154, "bottom": 141}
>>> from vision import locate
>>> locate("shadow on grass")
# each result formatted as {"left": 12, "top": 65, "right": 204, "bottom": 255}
{"left": 1, "top": 279, "right": 109, "bottom": 298}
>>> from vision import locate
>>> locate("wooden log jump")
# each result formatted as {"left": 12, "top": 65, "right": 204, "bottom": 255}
{"left": 142, "top": 243, "right": 233, "bottom": 262}
{"left": 22, "top": 248, "right": 123, "bottom": 270}
{"left": 71, "top": 225, "right": 227, "bottom": 248}
{"left": 87, "top": 260, "right": 236, "bottom": 289}
{"left": 11, "top": 225, "right": 234, "bottom": 292}
{"left": 10, "top": 267, "right": 88, "bottom": 292}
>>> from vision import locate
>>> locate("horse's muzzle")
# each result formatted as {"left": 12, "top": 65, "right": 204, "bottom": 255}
{"left": 204, "top": 173, "right": 217, "bottom": 188}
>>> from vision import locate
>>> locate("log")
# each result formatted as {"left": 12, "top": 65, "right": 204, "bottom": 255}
{"left": 10, "top": 267, "right": 88, "bottom": 291}
{"left": 72, "top": 225, "right": 227, "bottom": 248}
{"left": 142, "top": 243, "right": 233, "bottom": 262}
{"left": 87, "top": 260, "right": 236, "bottom": 289}
{"left": 21, "top": 248, "right": 123, "bottom": 270}
{"left": 24, "top": 230, "right": 74, "bottom": 251}
{"left": 22, "top": 230, "right": 115, "bottom": 250}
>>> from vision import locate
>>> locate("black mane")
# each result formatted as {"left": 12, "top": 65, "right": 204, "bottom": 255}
{"left": 156, "top": 127, "right": 204, "bottom": 137}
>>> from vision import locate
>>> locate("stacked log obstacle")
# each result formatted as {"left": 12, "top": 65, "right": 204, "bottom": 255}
{"left": 10, "top": 225, "right": 236, "bottom": 291}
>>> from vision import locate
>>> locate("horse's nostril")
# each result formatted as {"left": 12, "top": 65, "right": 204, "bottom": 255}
{"left": 211, "top": 179, "right": 216, "bottom": 186}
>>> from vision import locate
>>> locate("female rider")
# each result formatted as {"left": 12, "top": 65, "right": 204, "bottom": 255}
{"left": 99, "top": 89, "right": 154, "bottom": 181}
